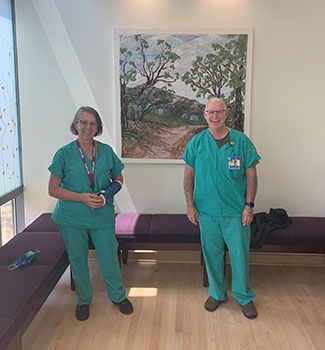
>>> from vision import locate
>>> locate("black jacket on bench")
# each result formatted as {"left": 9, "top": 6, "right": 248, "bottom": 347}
{"left": 250, "top": 208, "right": 293, "bottom": 249}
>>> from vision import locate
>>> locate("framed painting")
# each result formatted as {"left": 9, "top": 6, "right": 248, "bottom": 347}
{"left": 114, "top": 29, "right": 253, "bottom": 163}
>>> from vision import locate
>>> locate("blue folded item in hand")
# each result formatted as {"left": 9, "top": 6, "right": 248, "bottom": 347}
{"left": 98, "top": 181, "right": 122, "bottom": 205}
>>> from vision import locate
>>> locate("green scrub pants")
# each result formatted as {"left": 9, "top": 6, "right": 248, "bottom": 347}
{"left": 199, "top": 215, "right": 255, "bottom": 305}
{"left": 58, "top": 224, "right": 126, "bottom": 305}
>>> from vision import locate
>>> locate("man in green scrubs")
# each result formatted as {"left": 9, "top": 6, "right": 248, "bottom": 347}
{"left": 183, "top": 98, "right": 260, "bottom": 319}
{"left": 49, "top": 106, "right": 133, "bottom": 321}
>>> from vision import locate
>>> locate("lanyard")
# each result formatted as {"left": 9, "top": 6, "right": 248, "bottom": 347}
{"left": 76, "top": 140, "right": 96, "bottom": 190}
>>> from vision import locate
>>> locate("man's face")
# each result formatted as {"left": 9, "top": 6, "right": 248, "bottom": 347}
{"left": 204, "top": 99, "right": 228, "bottom": 130}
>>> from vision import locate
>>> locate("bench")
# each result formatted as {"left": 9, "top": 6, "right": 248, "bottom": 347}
{"left": 22, "top": 213, "right": 208, "bottom": 288}
{"left": 22, "top": 213, "right": 325, "bottom": 284}
{"left": 250, "top": 216, "right": 325, "bottom": 254}
{"left": 0, "top": 230, "right": 69, "bottom": 350}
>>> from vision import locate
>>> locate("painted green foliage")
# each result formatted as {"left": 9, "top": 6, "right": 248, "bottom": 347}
{"left": 120, "top": 34, "right": 248, "bottom": 133}
{"left": 120, "top": 34, "right": 180, "bottom": 130}
{"left": 181, "top": 35, "right": 248, "bottom": 131}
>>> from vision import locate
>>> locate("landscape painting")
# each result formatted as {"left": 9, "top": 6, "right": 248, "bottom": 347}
{"left": 115, "top": 30, "right": 253, "bottom": 162}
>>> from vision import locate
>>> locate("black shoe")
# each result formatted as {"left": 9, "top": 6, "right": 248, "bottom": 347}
{"left": 242, "top": 301, "right": 257, "bottom": 319}
{"left": 112, "top": 298, "right": 133, "bottom": 315}
{"left": 75, "top": 304, "right": 89, "bottom": 321}
{"left": 204, "top": 296, "right": 222, "bottom": 312}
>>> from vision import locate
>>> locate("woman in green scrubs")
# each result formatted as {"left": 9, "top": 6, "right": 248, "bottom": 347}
{"left": 48, "top": 106, "right": 133, "bottom": 321}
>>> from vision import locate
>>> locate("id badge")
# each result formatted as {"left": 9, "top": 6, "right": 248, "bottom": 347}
{"left": 228, "top": 156, "right": 240, "bottom": 170}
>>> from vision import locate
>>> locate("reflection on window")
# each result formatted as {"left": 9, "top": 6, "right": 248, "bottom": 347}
{"left": 0, "top": 199, "right": 14, "bottom": 246}
{"left": 0, "top": 0, "right": 22, "bottom": 198}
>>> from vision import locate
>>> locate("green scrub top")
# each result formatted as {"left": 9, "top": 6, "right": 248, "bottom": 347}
{"left": 48, "top": 140, "right": 124, "bottom": 228}
{"left": 183, "top": 128, "right": 261, "bottom": 217}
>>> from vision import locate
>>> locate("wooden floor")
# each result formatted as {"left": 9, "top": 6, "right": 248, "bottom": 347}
{"left": 23, "top": 259, "right": 325, "bottom": 350}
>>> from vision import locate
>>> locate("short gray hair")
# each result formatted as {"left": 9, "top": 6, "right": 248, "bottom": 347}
{"left": 205, "top": 97, "right": 227, "bottom": 111}
{"left": 70, "top": 106, "right": 103, "bottom": 136}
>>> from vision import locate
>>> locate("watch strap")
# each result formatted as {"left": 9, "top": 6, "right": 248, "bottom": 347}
{"left": 245, "top": 202, "right": 255, "bottom": 208}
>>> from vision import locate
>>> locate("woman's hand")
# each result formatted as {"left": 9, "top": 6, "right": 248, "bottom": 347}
{"left": 81, "top": 193, "right": 105, "bottom": 208}
{"left": 49, "top": 174, "right": 105, "bottom": 208}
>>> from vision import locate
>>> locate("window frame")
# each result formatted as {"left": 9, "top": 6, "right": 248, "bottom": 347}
{"left": 0, "top": 0, "right": 25, "bottom": 240}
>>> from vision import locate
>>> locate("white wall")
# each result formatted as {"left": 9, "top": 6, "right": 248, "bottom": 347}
{"left": 15, "top": 0, "right": 325, "bottom": 226}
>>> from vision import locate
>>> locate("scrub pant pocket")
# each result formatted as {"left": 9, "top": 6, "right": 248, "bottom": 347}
{"left": 59, "top": 224, "right": 126, "bottom": 305}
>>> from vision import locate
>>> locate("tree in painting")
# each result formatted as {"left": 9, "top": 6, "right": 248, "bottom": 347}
{"left": 120, "top": 34, "right": 180, "bottom": 130}
{"left": 118, "top": 33, "right": 250, "bottom": 159}
{"left": 181, "top": 35, "right": 248, "bottom": 131}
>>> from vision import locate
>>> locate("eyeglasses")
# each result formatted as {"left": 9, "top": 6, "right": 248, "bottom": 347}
{"left": 77, "top": 119, "right": 97, "bottom": 128}
{"left": 205, "top": 110, "right": 226, "bottom": 116}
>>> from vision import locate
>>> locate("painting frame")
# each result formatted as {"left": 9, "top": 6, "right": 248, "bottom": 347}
{"left": 114, "top": 29, "right": 253, "bottom": 164}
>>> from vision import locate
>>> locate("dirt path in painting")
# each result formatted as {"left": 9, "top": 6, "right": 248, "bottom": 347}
{"left": 124, "top": 124, "right": 204, "bottom": 159}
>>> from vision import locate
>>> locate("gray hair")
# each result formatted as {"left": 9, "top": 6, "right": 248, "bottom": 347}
{"left": 70, "top": 106, "right": 103, "bottom": 136}
{"left": 205, "top": 97, "right": 227, "bottom": 111}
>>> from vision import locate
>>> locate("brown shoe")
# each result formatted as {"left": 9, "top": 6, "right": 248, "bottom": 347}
{"left": 204, "top": 296, "right": 222, "bottom": 312}
{"left": 112, "top": 298, "right": 133, "bottom": 315}
{"left": 242, "top": 301, "right": 257, "bottom": 319}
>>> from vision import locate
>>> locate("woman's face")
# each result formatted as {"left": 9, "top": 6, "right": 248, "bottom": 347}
{"left": 75, "top": 111, "right": 98, "bottom": 141}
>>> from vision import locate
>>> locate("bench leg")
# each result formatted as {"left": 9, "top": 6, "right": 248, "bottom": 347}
{"left": 203, "top": 261, "right": 209, "bottom": 287}
{"left": 122, "top": 249, "right": 128, "bottom": 264}
{"left": 70, "top": 267, "right": 76, "bottom": 291}
{"left": 117, "top": 246, "right": 122, "bottom": 266}
{"left": 224, "top": 244, "right": 227, "bottom": 278}
{"left": 201, "top": 249, "right": 209, "bottom": 287}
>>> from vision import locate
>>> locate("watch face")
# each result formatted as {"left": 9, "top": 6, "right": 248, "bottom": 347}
{"left": 246, "top": 202, "right": 254, "bottom": 208}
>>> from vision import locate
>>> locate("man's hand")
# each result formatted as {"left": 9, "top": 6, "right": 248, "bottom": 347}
{"left": 187, "top": 205, "right": 199, "bottom": 225}
{"left": 242, "top": 206, "right": 253, "bottom": 226}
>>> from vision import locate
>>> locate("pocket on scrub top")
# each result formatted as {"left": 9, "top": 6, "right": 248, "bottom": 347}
{"left": 97, "top": 169, "right": 112, "bottom": 188}
{"left": 229, "top": 167, "right": 245, "bottom": 180}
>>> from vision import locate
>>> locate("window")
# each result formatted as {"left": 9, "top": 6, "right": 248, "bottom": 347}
{"left": 0, "top": 199, "right": 14, "bottom": 245}
{"left": 0, "top": 0, "right": 23, "bottom": 245}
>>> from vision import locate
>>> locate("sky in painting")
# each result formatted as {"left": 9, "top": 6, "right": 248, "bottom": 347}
{"left": 119, "top": 33, "right": 241, "bottom": 104}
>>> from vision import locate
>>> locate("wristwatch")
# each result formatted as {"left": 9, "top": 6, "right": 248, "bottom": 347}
{"left": 245, "top": 202, "right": 255, "bottom": 208}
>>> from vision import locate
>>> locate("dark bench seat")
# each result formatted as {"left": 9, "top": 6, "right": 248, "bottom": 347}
{"left": 0, "top": 230, "right": 69, "bottom": 350}
{"left": 115, "top": 213, "right": 202, "bottom": 265}
{"left": 22, "top": 213, "right": 325, "bottom": 255}
{"left": 252, "top": 217, "right": 325, "bottom": 253}
{"left": 21, "top": 213, "right": 325, "bottom": 286}
{"left": 0, "top": 319, "right": 16, "bottom": 350}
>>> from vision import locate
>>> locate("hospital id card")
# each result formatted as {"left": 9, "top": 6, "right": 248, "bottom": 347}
{"left": 228, "top": 157, "right": 240, "bottom": 170}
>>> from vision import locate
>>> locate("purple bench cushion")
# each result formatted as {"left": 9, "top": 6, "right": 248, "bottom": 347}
{"left": 285, "top": 217, "right": 325, "bottom": 246}
{"left": 115, "top": 213, "right": 152, "bottom": 241}
{"left": 149, "top": 214, "right": 200, "bottom": 243}
{"left": 21, "top": 213, "right": 325, "bottom": 247}
{"left": 0, "top": 232, "right": 68, "bottom": 274}
{"left": 23, "top": 213, "right": 153, "bottom": 242}
{"left": 23, "top": 213, "right": 59, "bottom": 232}
{"left": 0, "top": 318, "right": 16, "bottom": 350}
{"left": 0, "top": 265, "right": 55, "bottom": 329}
{"left": 265, "top": 217, "right": 325, "bottom": 246}
{"left": 264, "top": 228, "right": 290, "bottom": 245}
